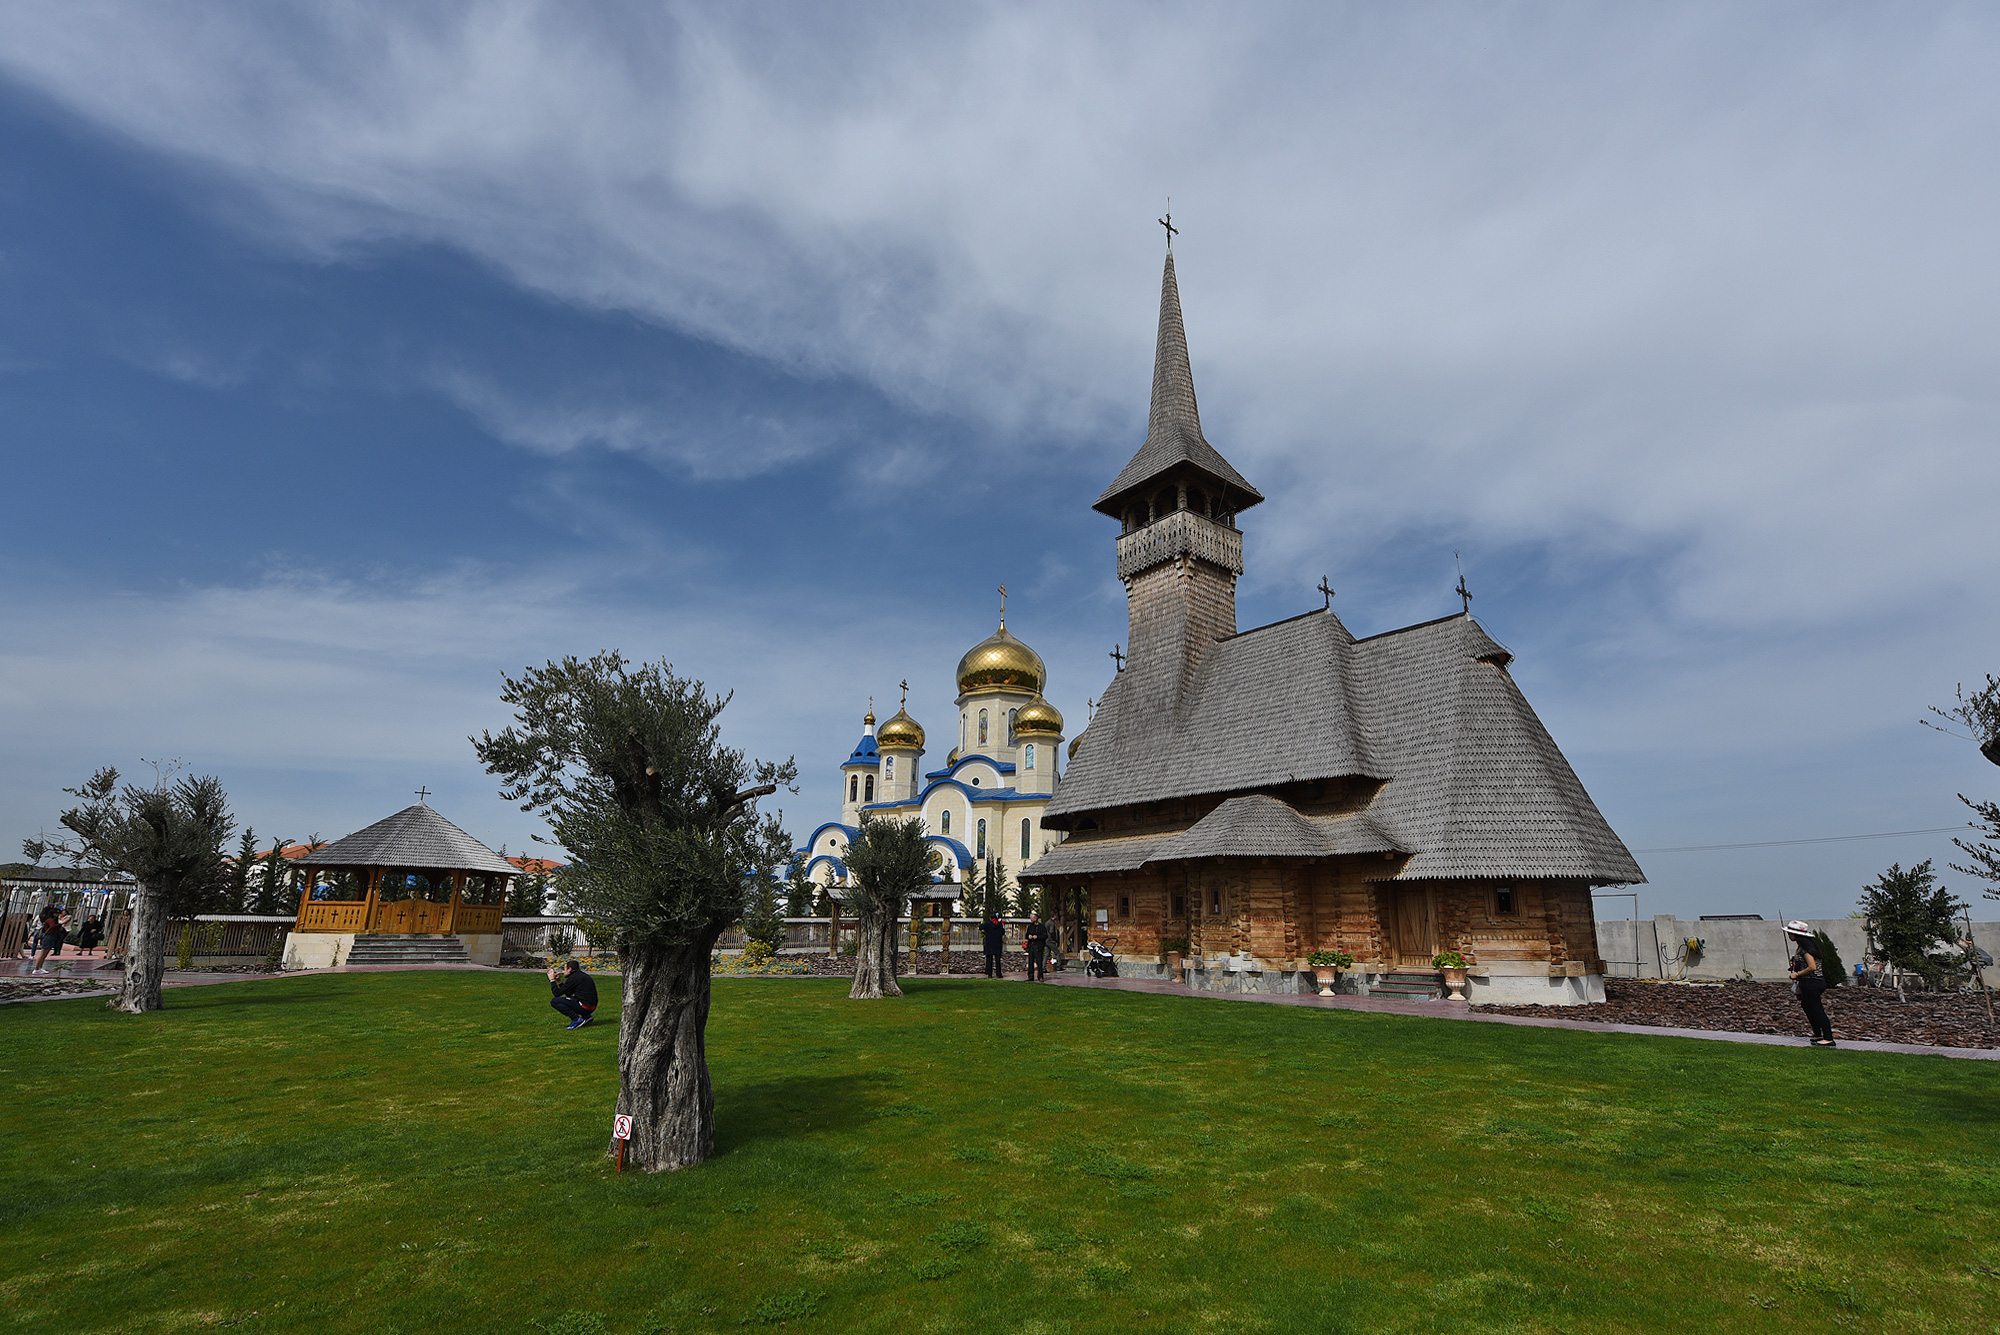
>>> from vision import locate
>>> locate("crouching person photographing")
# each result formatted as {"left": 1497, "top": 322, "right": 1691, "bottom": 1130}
{"left": 548, "top": 958, "right": 599, "bottom": 1030}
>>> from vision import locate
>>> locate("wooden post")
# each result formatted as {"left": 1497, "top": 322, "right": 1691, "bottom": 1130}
{"left": 293, "top": 869, "right": 312, "bottom": 931}
{"left": 940, "top": 901, "right": 952, "bottom": 977}
{"left": 362, "top": 867, "right": 381, "bottom": 934}
{"left": 447, "top": 871, "right": 465, "bottom": 936}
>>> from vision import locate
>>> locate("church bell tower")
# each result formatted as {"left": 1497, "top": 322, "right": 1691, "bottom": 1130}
{"left": 1095, "top": 240, "right": 1263, "bottom": 716}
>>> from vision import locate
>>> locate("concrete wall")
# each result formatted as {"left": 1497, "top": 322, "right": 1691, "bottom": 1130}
{"left": 281, "top": 932, "right": 352, "bottom": 970}
{"left": 1595, "top": 916, "right": 2000, "bottom": 983}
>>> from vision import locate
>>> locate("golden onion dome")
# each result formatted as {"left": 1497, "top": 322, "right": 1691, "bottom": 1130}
{"left": 1013, "top": 695, "right": 1064, "bottom": 737}
{"left": 955, "top": 621, "right": 1046, "bottom": 695}
{"left": 876, "top": 708, "right": 924, "bottom": 750}
{"left": 1068, "top": 735, "right": 1082, "bottom": 761}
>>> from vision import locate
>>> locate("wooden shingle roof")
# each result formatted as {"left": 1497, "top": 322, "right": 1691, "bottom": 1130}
{"left": 1043, "top": 611, "right": 1643, "bottom": 885}
{"left": 299, "top": 804, "right": 519, "bottom": 875}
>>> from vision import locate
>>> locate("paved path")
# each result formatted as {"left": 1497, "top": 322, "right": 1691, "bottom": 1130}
{"left": 1039, "top": 972, "right": 2000, "bottom": 1061}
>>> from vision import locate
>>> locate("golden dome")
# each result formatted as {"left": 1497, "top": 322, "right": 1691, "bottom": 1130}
{"left": 955, "top": 621, "right": 1046, "bottom": 695}
{"left": 876, "top": 708, "right": 924, "bottom": 750}
{"left": 1014, "top": 695, "right": 1064, "bottom": 737}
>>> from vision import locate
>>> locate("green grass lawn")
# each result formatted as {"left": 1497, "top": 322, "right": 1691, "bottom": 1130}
{"left": 4, "top": 973, "right": 1999, "bottom": 1334}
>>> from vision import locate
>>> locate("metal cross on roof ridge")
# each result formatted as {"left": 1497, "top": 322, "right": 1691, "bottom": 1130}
{"left": 1159, "top": 199, "right": 1178, "bottom": 251}
{"left": 1110, "top": 644, "right": 1126, "bottom": 672}
{"left": 414, "top": 786, "right": 430, "bottom": 804}
{"left": 1318, "top": 576, "right": 1336, "bottom": 610}
{"left": 1454, "top": 552, "right": 1473, "bottom": 615}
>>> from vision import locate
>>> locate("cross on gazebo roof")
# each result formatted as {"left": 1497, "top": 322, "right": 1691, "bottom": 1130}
{"left": 414, "top": 786, "right": 430, "bottom": 804}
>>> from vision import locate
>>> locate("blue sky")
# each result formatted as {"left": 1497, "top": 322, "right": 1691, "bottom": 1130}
{"left": 3, "top": 2, "right": 1998, "bottom": 918}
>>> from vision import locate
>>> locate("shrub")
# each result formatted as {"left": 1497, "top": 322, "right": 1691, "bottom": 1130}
{"left": 741, "top": 940, "right": 775, "bottom": 967}
{"left": 1307, "top": 949, "right": 1353, "bottom": 968}
{"left": 1160, "top": 936, "right": 1190, "bottom": 955}
{"left": 1813, "top": 930, "right": 1846, "bottom": 987}
{"left": 1432, "top": 950, "right": 1468, "bottom": 970}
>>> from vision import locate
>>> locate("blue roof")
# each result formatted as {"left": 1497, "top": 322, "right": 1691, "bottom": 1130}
{"left": 845, "top": 735, "right": 880, "bottom": 767}
{"left": 924, "top": 753, "right": 1016, "bottom": 781}
{"left": 804, "top": 854, "right": 848, "bottom": 880}
{"left": 914, "top": 777, "right": 1039, "bottom": 807}
{"left": 924, "top": 835, "right": 973, "bottom": 869}
{"left": 798, "top": 822, "right": 860, "bottom": 858}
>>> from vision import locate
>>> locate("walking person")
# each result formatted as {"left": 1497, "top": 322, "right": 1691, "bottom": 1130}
{"left": 547, "top": 958, "right": 599, "bottom": 1029}
{"left": 1022, "top": 912, "right": 1049, "bottom": 982}
{"left": 981, "top": 913, "right": 1006, "bottom": 978}
{"left": 1785, "top": 920, "right": 1835, "bottom": 1048}
{"left": 31, "top": 905, "right": 70, "bottom": 975}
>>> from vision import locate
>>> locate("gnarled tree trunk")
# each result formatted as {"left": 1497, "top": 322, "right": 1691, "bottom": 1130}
{"left": 848, "top": 899, "right": 903, "bottom": 999}
{"left": 111, "top": 881, "right": 166, "bottom": 1014}
{"left": 615, "top": 937, "right": 721, "bottom": 1170}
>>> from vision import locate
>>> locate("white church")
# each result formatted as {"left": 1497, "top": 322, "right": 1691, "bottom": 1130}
{"left": 798, "top": 612, "right": 1069, "bottom": 889}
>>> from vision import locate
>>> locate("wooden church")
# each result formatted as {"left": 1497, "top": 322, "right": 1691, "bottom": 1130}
{"left": 1024, "top": 246, "right": 1643, "bottom": 1004}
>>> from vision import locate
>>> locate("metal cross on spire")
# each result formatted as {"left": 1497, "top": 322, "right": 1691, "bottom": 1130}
{"left": 1110, "top": 644, "right": 1126, "bottom": 672}
{"left": 414, "top": 786, "right": 430, "bottom": 804}
{"left": 998, "top": 582, "right": 1006, "bottom": 625}
{"left": 1159, "top": 199, "right": 1178, "bottom": 251}
{"left": 899, "top": 679, "right": 909, "bottom": 708}
{"left": 1454, "top": 552, "right": 1473, "bottom": 615}
{"left": 1318, "top": 576, "right": 1336, "bottom": 610}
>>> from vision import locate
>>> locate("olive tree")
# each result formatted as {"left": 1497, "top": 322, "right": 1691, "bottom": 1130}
{"left": 473, "top": 652, "right": 794, "bottom": 1171}
{"left": 1859, "top": 860, "right": 1966, "bottom": 999}
{"left": 1927, "top": 675, "right": 2000, "bottom": 901}
{"left": 843, "top": 816, "right": 935, "bottom": 999}
{"left": 24, "top": 766, "right": 234, "bottom": 1013}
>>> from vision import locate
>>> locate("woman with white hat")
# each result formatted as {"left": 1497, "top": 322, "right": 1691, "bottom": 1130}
{"left": 1785, "top": 921, "right": 1836, "bottom": 1047}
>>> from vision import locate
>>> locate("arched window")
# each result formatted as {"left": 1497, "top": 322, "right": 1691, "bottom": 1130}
{"left": 1007, "top": 709, "right": 1017, "bottom": 741}
{"left": 976, "top": 819, "right": 987, "bottom": 858}
{"left": 1024, "top": 744, "right": 1036, "bottom": 770}
{"left": 1020, "top": 818, "right": 1030, "bottom": 861}
{"left": 940, "top": 810, "right": 951, "bottom": 835}
{"left": 848, "top": 775, "right": 857, "bottom": 803}
{"left": 864, "top": 775, "right": 875, "bottom": 802}
{"left": 884, "top": 756, "right": 894, "bottom": 781}
{"left": 978, "top": 710, "right": 988, "bottom": 745}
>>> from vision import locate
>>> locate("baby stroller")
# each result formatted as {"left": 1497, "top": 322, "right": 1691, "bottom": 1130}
{"left": 1085, "top": 940, "right": 1118, "bottom": 978}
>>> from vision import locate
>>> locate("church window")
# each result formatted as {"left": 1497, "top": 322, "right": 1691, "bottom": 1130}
{"left": 1172, "top": 893, "right": 1186, "bottom": 918}
{"left": 1119, "top": 895, "right": 1131, "bottom": 919}
{"left": 1209, "top": 886, "right": 1222, "bottom": 916}
{"left": 976, "top": 819, "right": 987, "bottom": 858}
{"left": 1493, "top": 883, "right": 1518, "bottom": 917}
{"left": 1007, "top": 708, "right": 1017, "bottom": 741}
{"left": 1024, "top": 744, "right": 1035, "bottom": 770}
{"left": 978, "top": 710, "right": 988, "bottom": 745}
{"left": 1020, "top": 818, "right": 1030, "bottom": 861}
{"left": 884, "top": 756, "right": 894, "bottom": 781}
{"left": 864, "top": 776, "right": 875, "bottom": 802}
{"left": 940, "top": 810, "right": 951, "bottom": 835}
{"left": 848, "top": 776, "right": 857, "bottom": 803}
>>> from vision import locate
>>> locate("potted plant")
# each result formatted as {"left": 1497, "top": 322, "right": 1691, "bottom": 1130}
{"left": 1432, "top": 949, "right": 1471, "bottom": 1002}
{"left": 1306, "top": 949, "right": 1353, "bottom": 996}
{"left": 1162, "top": 935, "right": 1190, "bottom": 978}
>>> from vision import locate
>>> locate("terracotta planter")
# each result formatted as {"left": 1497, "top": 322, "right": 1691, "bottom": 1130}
{"left": 1441, "top": 966, "right": 1468, "bottom": 1002}
{"left": 1166, "top": 950, "right": 1183, "bottom": 979}
{"left": 1313, "top": 965, "right": 1338, "bottom": 997}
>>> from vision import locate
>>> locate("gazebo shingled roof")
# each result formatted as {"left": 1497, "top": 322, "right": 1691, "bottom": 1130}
{"left": 299, "top": 804, "right": 519, "bottom": 876}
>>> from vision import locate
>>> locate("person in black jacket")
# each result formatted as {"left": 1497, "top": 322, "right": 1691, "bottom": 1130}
{"left": 1784, "top": 921, "right": 1834, "bottom": 1047}
{"left": 981, "top": 914, "right": 1006, "bottom": 978}
{"left": 1022, "top": 913, "right": 1049, "bottom": 982}
{"left": 548, "top": 959, "right": 599, "bottom": 1029}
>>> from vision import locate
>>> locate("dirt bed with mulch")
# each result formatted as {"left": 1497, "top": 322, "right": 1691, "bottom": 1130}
{"left": 1474, "top": 979, "right": 1999, "bottom": 1049}
{"left": 0, "top": 976, "right": 118, "bottom": 1003}
{"left": 794, "top": 950, "right": 1035, "bottom": 978}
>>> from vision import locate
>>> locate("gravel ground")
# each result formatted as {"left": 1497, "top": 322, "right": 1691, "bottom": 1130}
{"left": 0, "top": 976, "right": 117, "bottom": 1002}
{"left": 1474, "top": 978, "right": 1999, "bottom": 1049}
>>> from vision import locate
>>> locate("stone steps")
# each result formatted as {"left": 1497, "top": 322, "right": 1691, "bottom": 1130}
{"left": 343, "top": 934, "right": 471, "bottom": 966}
{"left": 1369, "top": 970, "right": 1443, "bottom": 1000}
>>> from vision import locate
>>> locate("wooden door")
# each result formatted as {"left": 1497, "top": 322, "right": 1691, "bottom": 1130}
{"left": 1392, "top": 888, "right": 1435, "bottom": 966}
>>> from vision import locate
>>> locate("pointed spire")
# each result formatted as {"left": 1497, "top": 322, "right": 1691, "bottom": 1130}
{"left": 1093, "top": 247, "right": 1263, "bottom": 518}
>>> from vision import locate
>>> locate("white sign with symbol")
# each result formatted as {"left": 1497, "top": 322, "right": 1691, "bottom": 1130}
{"left": 613, "top": 1114, "right": 632, "bottom": 1141}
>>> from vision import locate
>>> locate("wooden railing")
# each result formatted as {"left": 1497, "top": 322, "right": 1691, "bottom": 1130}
{"left": 450, "top": 903, "right": 503, "bottom": 934}
{"left": 298, "top": 901, "right": 370, "bottom": 932}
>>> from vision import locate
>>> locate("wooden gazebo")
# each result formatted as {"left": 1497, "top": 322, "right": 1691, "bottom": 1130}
{"left": 291, "top": 803, "right": 517, "bottom": 941}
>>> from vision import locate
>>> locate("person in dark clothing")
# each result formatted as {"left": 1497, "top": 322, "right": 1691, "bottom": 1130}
{"left": 1022, "top": 913, "right": 1049, "bottom": 982}
{"left": 548, "top": 959, "right": 599, "bottom": 1029}
{"left": 981, "top": 914, "right": 1006, "bottom": 978}
{"left": 1785, "top": 921, "right": 1834, "bottom": 1047}
{"left": 77, "top": 914, "right": 104, "bottom": 957}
